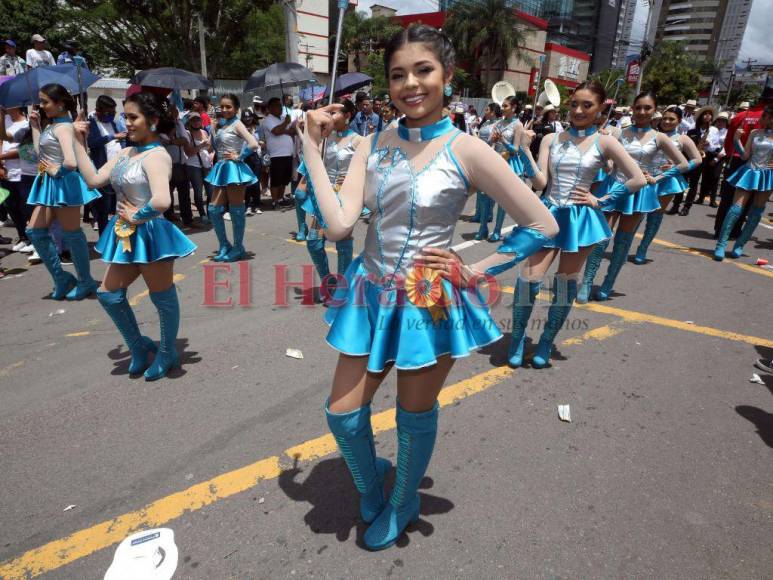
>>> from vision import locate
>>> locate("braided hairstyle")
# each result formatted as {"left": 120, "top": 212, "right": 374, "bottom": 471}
{"left": 125, "top": 91, "right": 176, "bottom": 134}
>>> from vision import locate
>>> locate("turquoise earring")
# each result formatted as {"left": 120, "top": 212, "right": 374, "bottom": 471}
{"left": 444, "top": 85, "right": 453, "bottom": 97}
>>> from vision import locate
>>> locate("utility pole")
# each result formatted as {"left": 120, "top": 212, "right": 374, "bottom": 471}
{"left": 742, "top": 58, "right": 758, "bottom": 70}
{"left": 724, "top": 69, "right": 735, "bottom": 109}
{"left": 299, "top": 42, "right": 314, "bottom": 70}
{"left": 198, "top": 14, "right": 208, "bottom": 79}
{"left": 283, "top": 0, "right": 299, "bottom": 65}
{"left": 635, "top": 0, "right": 654, "bottom": 96}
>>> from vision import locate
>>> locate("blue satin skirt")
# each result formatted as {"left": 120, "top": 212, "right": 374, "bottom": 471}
{"left": 27, "top": 169, "right": 100, "bottom": 207}
{"left": 323, "top": 256, "right": 503, "bottom": 372}
{"left": 95, "top": 216, "right": 197, "bottom": 264}
{"left": 597, "top": 177, "right": 660, "bottom": 214}
{"left": 727, "top": 164, "right": 773, "bottom": 192}
{"left": 205, "top": 160, "right": 258, "bottom": 187}
{"left": 540, "top": 199, "right": 612, "bottom": 253}
{"left": 656, "top": 174, "right": 688, "bottom": 197}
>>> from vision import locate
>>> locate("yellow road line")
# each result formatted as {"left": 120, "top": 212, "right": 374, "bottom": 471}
{"left": 128, "top": 273, "right": 186, "bottom": 306}
{"left": 65, "top": 331, "right": 91, "bottom": 337}
{"left": 499, "top": 286, "right": 773, "bottom": 348}
{"left": 639, "top": 234, "right": 773, "bottom": 279}
{"left": 561, "top": 323, "right": 625, "bottom": 346}
{"left": 0, "top": 360, "right": 25, "bottom": 379}
{"left": 0, "top": 325, "right": 618, "bottom": 579}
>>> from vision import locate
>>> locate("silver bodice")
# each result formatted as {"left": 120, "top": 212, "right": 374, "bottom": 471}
{"left": 214, "top": 121, "right": 246, "bottom": 157}
{"left": 478, "top": 119, "right": 497, "bottom": 144}
{"left": 492, "top": 118, "right": 519, "bottom": 154}
{"left": 749, "top": 131, "right": 773, "bottom": 170}
{"left": 362, "top": 131, "right": 468, "bottom": 281}
{"left": 545, "top": 135, "right": 606, "bottom": 207}
{"left": 650, "top": 131, "right": 681, "bottom": 176}
{"left": 39, "top": 124, "right": 67, "bottom": 164}
{"left": 325, "top": 133, "right": 357, "bottom": 186}
{"left": 109, "top": 149, "right": 158, "bottom": 207}
{"left": 613, "top": 129, "right": 660, "bottom": 181}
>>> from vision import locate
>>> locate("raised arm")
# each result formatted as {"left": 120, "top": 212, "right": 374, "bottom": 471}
{"left": 72, "top": 120, "right": 120, "bottom": 188}
{"left": 453, "top": 136, "right": 559, "bottom": 275}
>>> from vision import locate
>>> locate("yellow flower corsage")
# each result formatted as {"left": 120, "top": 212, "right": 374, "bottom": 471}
{"left": 114, "top": 218, "right": 136, "bottom": 253}
{"left": 405, "top": 266, "right": 448, "bottom": 323}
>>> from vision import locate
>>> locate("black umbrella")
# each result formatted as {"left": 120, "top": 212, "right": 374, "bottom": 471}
{"left": 331, "top": 72, "right": 373, "bottom": 97}
{"left": 244, "top": 62, "right": 316, "bottom": 94}
{"left": 129, "top": 67, "right": 212, "bottom": 91}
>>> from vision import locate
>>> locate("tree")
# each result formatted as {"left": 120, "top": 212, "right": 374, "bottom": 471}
{"left": 726, "top": 82, "right": 763, "bottom": 108}
{"left": 444, "top": 0, "right": 527, "bottom": 93}
{"left": 590, "top": 68, "right": 634, "bottom": 105}
{"left": 0, "top": 0, "right": 69, "bottom": 60}
{"left": 640, "top": 41, "right": 708, "bottom": 105}
{"left": 338, "top": 10, "right": 402, "bottom": 73}
{"left": 52, "top": 0, "right": 283, "bottom": 78}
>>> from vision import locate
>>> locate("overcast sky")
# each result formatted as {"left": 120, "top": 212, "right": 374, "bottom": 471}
{"left": 355, "top": 0, "right": 771, "bottom": 65}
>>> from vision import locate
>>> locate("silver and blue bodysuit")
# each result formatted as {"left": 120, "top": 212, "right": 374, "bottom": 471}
{"left": 541, "top": 130, "right": 613, "bottom": 252}
{"left": 205, "top": 118, "right": 258, "bottom": 186}
{"left": 95, "top": 146, "right": 197, "bottom": 263}
{"left": 727, "top": 130, "right": 773, "bottom": 191}
{"left": 650, "top": 130, "right": 688, "bottom": 196}
{"left": 598, "top": 129, "right": 661, "bottom": 214}
{"left": 27, "top": 118, "right": 100, "bottom": 207}
{"left": 323, "top": 117, "right": 503, "bottom": 372}
{"left": 491, "top": 117, "right": 527, "bottom": 176}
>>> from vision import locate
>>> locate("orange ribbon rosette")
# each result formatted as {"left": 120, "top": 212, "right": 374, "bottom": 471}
{"left": 405, "top": 265, "right": 448, "bottom": 324}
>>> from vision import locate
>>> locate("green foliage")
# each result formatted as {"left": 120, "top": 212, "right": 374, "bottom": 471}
{"left": 640, "top": 41, "right": 708, "bottom": 106}
{"left": 339, "top": 10, "right": 402, "bottom": 73}
{"left": 726, "top": 82, "right": 763, "bottom": 108}
{"left": 363, "top": 49, "right": 388, "bottom": 97}
{"left": 444, "top": 0, "right": 526, "bottom": 95}
{"left": 2, "top": 0, "right": 284, "bottom": 79}
{"left": 590, "top": 68, "right": 634, "bottom": 105}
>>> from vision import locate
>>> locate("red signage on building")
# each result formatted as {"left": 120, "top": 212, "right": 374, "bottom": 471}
{"left": 626, "top": 59, "right": 640, "bottom": 86}
{"left": 528, "top": 68, "right": 540, "bottom": 96}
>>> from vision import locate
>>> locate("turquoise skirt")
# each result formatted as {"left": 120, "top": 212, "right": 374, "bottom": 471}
{"left": 656, "top": 174, "right": 688, "bottom": 197}
{"left": 323, "top": 256, "right": 503, "bottom": 372}
{"left": 597, "top": 177, "right": 660, "bottom": 215}
{"left": 539, "top": 199, "right": 612, "bottom": 253}
{"left": 27, "top": 169, "right": 100, "bottom": 207}
{"left": 205, "top": 160, "right": 258, "bottom": 186}
{"left": 95, "top": 216, "right": 197, "bottom": 264}
{"left": 727, "top": 164, "right": 773, "bottom": 192}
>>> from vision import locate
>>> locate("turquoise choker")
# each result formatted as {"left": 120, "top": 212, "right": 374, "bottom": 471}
{"left": 631, "top": 125, "right": 651, "bottom": 133}
{"left": 568, "top": 126, "right": 598, "bottom": 137}
{"left": 51, "top": 116, "right": 72, "bottom": 124}
{"left": 135, "top": 142, "right": 162, "bottom": 152}
{"left": 337, "top": 128, "right": 355, "bottom": 138}
{"left": 397, "top": 116, "right": 455, "bottom": 142}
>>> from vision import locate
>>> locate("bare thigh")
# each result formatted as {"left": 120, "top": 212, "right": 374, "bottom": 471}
{"left": 732, "top": 189, "right": 751, "bottom": 206}
{"left": 53, "top": 206, "right": 83, "bottom": 231}
{"left": 29, "top": 206, "right": 54, "bottom": 229}
{"left": 139, "top": 260, "right": 175, "bottom": 293}
{"left": 521, "top": 248, "right": 559, "bottom": 281}
{"left": 211, "top": 187, "right": 228, "bottom": 205}
{"left": 752, "top": 190, "right": 769, "bottom": 208}
{"left": 101, "top": 263, "right": 142, "bottom": 292}
{"left": 556, "top": 246, "right": 594, "bottom": 278}
{"left": 329, "top": 354, "right": 393, "bottom": 413}
{"left": 226, "top": 185, "right": 246, "bottom": 206}
{"left": 658, "top": 196, "right": 672, "bottom": 212}
{"left": 396, "top": 355, "right": 455, "bottom": 413}
{"left": 618, "top": 213, "right": 642, "bottom": 233}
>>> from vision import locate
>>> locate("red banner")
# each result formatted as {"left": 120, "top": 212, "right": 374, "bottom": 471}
{"left": 626, "top": 59, "right": 640, "bottom": 86}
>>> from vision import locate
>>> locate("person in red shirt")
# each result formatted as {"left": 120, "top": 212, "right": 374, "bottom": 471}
{"left": 192, "top": 96, "right": 212, "bottom": 129}
{"left": 715, "top": 79, "right": 772, "bottom": 237}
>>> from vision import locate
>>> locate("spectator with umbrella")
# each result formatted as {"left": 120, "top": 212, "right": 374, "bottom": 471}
{"left": 204, "top": 93, "right": 259, "bottom": 262}
{"left": 26, "top": 83, "right": 101, "bottom": 300}
{"left": 25, "top": 34, "right": 55, "bottom": 69}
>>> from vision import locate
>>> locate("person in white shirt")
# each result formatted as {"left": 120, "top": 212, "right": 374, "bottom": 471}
{"left": 679, "top": 99, "right": 697, "bottom": 134}
{"left": 261, "top": 97, "right": 296, "bottom": 209}
{"left": 0, "top": 40, "right": 26, "bottom": 76}
{"left": 160, "top": 104, "right": 195, "bottom": 226}
{"left": 25, "top": 34, "right": 55, "bottom": 69}
{"left": 698, "top": 111, "right": 729, "bottom": 206}
{"left": 184, "top": 112, "right": 213, "bottom": 222}
{"left": 0, "top": 108, "right": 37, "bottom": 251}
{"left": 543, "top": 105, "right": 564, "bottom": 133}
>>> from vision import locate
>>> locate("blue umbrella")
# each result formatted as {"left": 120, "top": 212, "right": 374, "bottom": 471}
{"left": 331, "top": 72, "right": 372, "bottom": 97}
{"left": 0, "top": 65, "right": 101, "bottom": 108}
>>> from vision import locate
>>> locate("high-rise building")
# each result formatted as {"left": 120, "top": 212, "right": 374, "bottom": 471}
{"left": 611, "top": 0, "right": 638, "bottom": 68}
{"left": 654, "top": 0, "right": 753, "bottom": 94}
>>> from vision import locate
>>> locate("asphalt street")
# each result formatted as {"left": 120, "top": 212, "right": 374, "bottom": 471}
{"left": 0, "top": 197, "right": 771, "bottom": 579}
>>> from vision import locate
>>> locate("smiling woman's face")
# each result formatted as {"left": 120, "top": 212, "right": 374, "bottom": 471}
{"left": 388, "top": 42, "right": 451, "bottom": 127}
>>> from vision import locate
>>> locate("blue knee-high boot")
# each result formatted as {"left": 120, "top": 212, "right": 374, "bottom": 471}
{"left": 595, "top": 230, "right": 635, "bottom": 301}
{"left": 97, "top": 288, "right": 157, "bottom": 375}
{"left": 26, "top": 227, "right": 76, "bottom": 300}
{"left": 730, "top": 205, "right": 763, "bottom": 259}
{"left": 207, "top": 204, "right": 231, "bottom": 261}
{"left": 144, "top": 285, "right": 180, "bottom": 381}
{"left": 633, "top": 211, "right": 663, "bottom": 265}
{"left": 306, "top": 229, "right": 330, "bottom": 280}
{"left": 714, "top": 204, "right": 743, "bottom": 261}
{"left": 223, "top": 204, "right": 246, "bottom": 262}
{"left": 488, "top": 205, "right": 506, "bottom": 242}
{"left": 474, "top": 194, "right": 492, "bottom": 240}
{"left": 508, "top": 278, "right": 541, "bottom": 367}
{"left": 364, "top": 402, "right": 438, "bottom": 551}
{"left": 577, "top": 239, "right": 608, "bottom": 304}
{"left": 61, "top": 229, "right": 98, "bottom": 300}
{"left": 335, "top": 238, "right": 353, "bottom": 275}
{"left": 471, "top": 192, "right": 483, "bottom": 223}
{"left": 532, "top": 276, "right": 578, "bottom": 368}
{"left": 326, "top": 401, "right": 392, "bottom": 524}
{"left": 295, "top": 203, "right": 308, "bottom": 241}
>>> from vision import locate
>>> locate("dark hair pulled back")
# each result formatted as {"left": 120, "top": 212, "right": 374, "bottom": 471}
{"left": 487, "top": 102, "right": 502, "bottom": 118}
{"left": 663, "top": 105, "right": 683, "bottom": 121}
{"left": 634, "top": 90, "right": 658, "bottom": 107}
{"left": 383, "top": 24, "right": 455, "bottom": 79}
{"left": 40, "top": 83, "right": 77, "bottom": 120}
{"left": 572, "top": 80, "right": 607, "bottom": 104}
{"left": 125, "top": 91, "right": 175, "bottom": 134}
{"left": 221, "top": 93, "right": 240, "bottom": 110}
{"left": 339, "top": 98, "right": 357, "bottom": 121}
{"left": 503, "top": 95, "right": 521, "bottom": 115}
